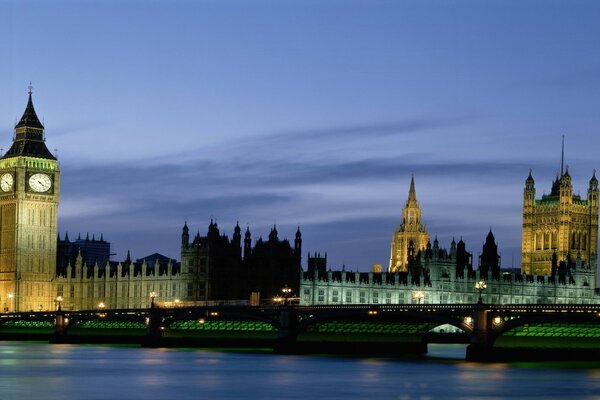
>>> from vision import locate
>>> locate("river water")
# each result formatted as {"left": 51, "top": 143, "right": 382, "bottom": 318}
{"left": 0, "top": 342, "right": 598, "bottom": 399}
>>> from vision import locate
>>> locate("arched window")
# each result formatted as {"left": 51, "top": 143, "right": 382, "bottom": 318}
{"left": 551, "top": 231, "right": 558, "bottom": 249}
{"left": 544, "top": 232, "right": 550, "bottom": 250}
{"left": 536, "top": 232, "right": 542, "bottom": 250}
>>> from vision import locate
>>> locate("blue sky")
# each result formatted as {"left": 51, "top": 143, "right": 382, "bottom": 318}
{"left": 1, "top": 1, "right": 599, "bottom": 270}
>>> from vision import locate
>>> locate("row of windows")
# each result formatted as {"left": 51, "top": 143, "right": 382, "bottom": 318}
{"left": 534, "top": 231, "right": 588, "bottom": 251}
{"left": 25, "top": 207, "right": 54, "bottom": 227}
{"left": 306, "top": 288, "right": 585, "bottom": 304}
{"left": 65, "top": 282, "right": 184, "bottom": 299}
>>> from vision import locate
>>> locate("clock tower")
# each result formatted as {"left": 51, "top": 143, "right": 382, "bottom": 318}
{"left": 0, "top": 89, "right": 59, "bottom": 311}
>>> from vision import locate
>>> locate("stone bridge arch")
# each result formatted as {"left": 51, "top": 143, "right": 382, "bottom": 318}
{"left": 489, "top": 311, "right": 600, "bottom": 344}
{"left": 161, "top": 308, "right": 281, "bottom": 331}
{"left": 65, "top": 312, "right": 148, "bottom": 331}
{"left": 295, "top": 308, "right": 473, "bottom": 338}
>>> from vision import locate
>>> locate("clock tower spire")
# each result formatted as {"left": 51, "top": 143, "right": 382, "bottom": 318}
{"left": 0, "top": 87, "right": 60, "bottom": 311}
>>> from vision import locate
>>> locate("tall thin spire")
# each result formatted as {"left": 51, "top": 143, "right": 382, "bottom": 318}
{"left": 561, "top": 135, "right": 565, "bottom": 176}
{"left": 408, "top": 174, "right": 417, "bottom": 201}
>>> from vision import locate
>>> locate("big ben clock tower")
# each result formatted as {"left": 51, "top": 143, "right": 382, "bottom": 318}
{"left": 0, "top": 87, "right": 59, "bottom": 311}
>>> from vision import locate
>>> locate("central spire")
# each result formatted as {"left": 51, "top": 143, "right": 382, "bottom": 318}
{"left": 408, "top": 174, "right": 417, "bottom": 202}
{"left": 561, "top": 135, "right": 565, "bottom": 176}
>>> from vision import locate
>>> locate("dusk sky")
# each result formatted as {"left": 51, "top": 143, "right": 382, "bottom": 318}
{"left": 1, "top": 1, "right": 599, "bottom": 270}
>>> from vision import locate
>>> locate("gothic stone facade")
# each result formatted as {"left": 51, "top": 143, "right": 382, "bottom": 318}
{"left": 54, "top": 253, "right": 185, "bottom": 310}
{"left": 389, "top": 176, "right": 429, "bottom": 273}
{"left": 0, "top": 93, "right": 59, "bottom": 312}
{"left": 302, "top": 176, "right": 600, "bottom": 306}
{"left": 521, "top": 169, "right": 599, "bottom": 278}
{"left": 301, "top": 235, "right": 599, "bottom": 306}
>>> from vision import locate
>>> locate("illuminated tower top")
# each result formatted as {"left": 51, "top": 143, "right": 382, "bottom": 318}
{"left": 2, "top": 86, "right": 55, "bottom": 160}
{"left": 389, "top": 176, "right": 430, "bottom": 273}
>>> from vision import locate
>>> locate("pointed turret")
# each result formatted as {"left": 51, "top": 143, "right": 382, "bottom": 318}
{"left": 294, "top": 226, "right": 302, "bottom": 262}
{"left": 181, "top": 221, "right": 190, "bottom": 248}
{"left": 3, "top": 88, "right": 56, "bottom": 160}
{"left": 408, "top": 174, "right": 416, "bottom": 202}
{"left": 15, "top": 91, "right": 44, "bottom": 130}
{"left": 232, "top": 221, "right": 242, "bottom": 259}
{"left": 526, "top": 169, "right": 535, "bottom": 188}
{"left": 269, "top": 225, "right": 278, "bottom": 242}
{"left": 244, "top": 226, "right": 252, "bottom": 260}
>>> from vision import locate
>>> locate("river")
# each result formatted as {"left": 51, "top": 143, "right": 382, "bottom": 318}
{"left": 0, "top": 342, "right": 598, "bottom": 399}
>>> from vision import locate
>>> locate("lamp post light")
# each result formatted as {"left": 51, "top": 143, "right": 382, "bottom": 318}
{"left": 412, "top": 290, "right": 424, "bottom": 305}
{"left": 150, "top": 291, "right": 157, "bottom": 308}
{"left": 56, "top": 295, "right": 63, "bottom": 311}
{"left": 7, "top": 293, "right": 14, "bottom": 312}
{"left": 475, "top": 280, "right": 487, "bottom": 304}
{"left": 98, "top": 302, "right": 106, "bottom": 310}
{"left": 281, "top": 285, "right": 293, "bottom": 304}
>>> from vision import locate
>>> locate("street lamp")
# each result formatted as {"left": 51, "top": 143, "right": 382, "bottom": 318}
{"left": 98, "top": 301, "right": 106, "bottom": 310}
{"left": 412, "top": 290, "right": 424, "bottom": 305}
{"left": 7, "top": 293, "right": 14, "bottom": 312}
{"left": 150, "top": 291, "right": 157, "bottom": 308}
{"left": 475, "top": 280, "right": 487, "bottom": 304}
{"left": 56, "top": 295, "right": 63, "bottom": 311}
{"left": 281, "top": 286, "right": 293, "bottom": 304}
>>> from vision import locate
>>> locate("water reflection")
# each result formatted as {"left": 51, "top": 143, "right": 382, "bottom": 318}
{"left": 0, "top": 342, "right": 598, "bottom": 399}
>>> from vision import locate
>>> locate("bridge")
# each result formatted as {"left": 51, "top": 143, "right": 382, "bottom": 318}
{"left": 1, "top": 303, "right": 600, "bottom": 360}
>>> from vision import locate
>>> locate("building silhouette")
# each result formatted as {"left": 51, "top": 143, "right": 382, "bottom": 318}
{"left": 181, "top": 221, "right": 302, "bottom": 302}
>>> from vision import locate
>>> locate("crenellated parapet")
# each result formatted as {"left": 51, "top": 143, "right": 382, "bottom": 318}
{"left": 301, "top": 236, "right": 599, "bottom": 306}
{"left": 54, "top": 253, "right": 186, "bottom": 311}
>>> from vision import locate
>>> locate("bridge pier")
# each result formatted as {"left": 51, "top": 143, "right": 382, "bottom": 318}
{"left": 274, "top": 307, "right": 298, "bottom": 354}
{"left": 143, "top": 307, "right": 164, "bottom": 347}
{"left": 466, "top": 305, "right": 495, "bottom": 361}
{"left": 49, "top": 310, "right": 69, "bottom": 343}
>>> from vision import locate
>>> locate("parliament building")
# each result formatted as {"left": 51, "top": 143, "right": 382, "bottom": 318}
{"left": 300, "top": 175, "right": 600, "bottom": 306}
{"left": 1, "top": 93, "right": 302, "bottom": 311}
{"left": 2, "top": 91, "right": 599, "bottom": 310}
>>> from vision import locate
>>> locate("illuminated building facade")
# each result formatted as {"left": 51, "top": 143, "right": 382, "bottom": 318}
{"left": 521, "top": 167, "right": 599, "bottom": 278}
{"left": 301, "top": 169, "right": 600, "bottom": 306}
{"left": 389, "top": 176, "right": 429, "bottom": 273}
{"left": 301, "top": 232, "right": 599, "bottom": 306}
{"left": 0, "top": 91, "right": 60, "bottom": 312}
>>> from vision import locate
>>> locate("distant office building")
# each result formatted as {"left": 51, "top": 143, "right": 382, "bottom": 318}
{"left": 56, "top": 233, "right": 111, "bottom": 275}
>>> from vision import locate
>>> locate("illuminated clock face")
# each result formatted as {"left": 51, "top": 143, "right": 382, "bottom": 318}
{"left": 0, "top": 173, "right": 13, "bottom": 192}
{"left": 29, "top": 173, "right": 52, "bottom": 193}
